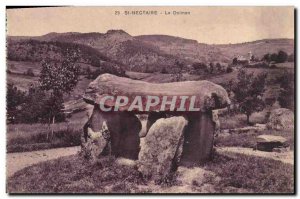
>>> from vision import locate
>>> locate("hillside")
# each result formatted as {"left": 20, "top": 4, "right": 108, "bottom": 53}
{"left": 215, "top": 39, "right": 294, "bottom": 60}
{"left": 136, "top": 35, "right": 294, "bottom": 63}
{"left": 8, "top": 30, "right": 189, "bottom": 73}
{"left": 7, "top": 40, "right": 125, "bottom": 76}
{"left": 135, "top": 35, "right": 227, "bottom": 63}
{"left": 8, "top": 30, "right": 294, "bottom": 73}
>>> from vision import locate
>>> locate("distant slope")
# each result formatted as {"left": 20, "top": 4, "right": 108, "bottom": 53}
{"left": 7, "top": 39, "right": 125, "bottom": 76}
{"left": 8, "top": 30, "right": 188, "bottom": 73}
{"left": 8, "top": 30, "right": 294, "bottom": 72}
{"left": 135, "top": 35, "right": 228, "bottom": 63}
{"left": 215, "top": 39, "right": 294, "bottom": 60}
{"left": 135, "top": 35, "right": 294, "bottom": 63}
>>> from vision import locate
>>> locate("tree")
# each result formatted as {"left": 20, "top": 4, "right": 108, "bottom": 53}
{"left": 209, "top": 62, "right": 214, "bottom": 74}
{"left": 216, "top": 63, "right": 222, "bottom": 72}
{"left": 192, "top": 62, "right": 208, "bottom": 74}
{"left": 262, "top": 53, "right": 271, "bottom": 62}
{"left": 233, "top": 69, "right": 267, "bottom": 124}
{"left": 270, "top": 53, "right": 278, "bottom": 62}
{"left": 171, "top": 60, "right": 185, "bottom": 82}
{"left": 18, "top": 86, "right": 48, "bottom": 124}
{"left": 232, "top": 57, "right": 238, "bottom": 65}
{"left": 39, "top": 50, "right": 80, "bottom": 139}
{"left": 6, "top": 83, "right": 26, "bottom": 123}
{"left": 277, "top": 70, "right": 294, "bottom": 110}
{"left": 277, "top": 50, "right": 288, "bottom": 63}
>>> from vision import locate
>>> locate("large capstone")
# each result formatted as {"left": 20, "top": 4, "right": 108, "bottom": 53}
{"left": 138, "top": 116, "right": 188, "bottom": 182}
{"left": 267, "top": 108, "right": 294, "bottom": 130}
{"left": 256, "top": 135, "right": 288, "bottom": 152}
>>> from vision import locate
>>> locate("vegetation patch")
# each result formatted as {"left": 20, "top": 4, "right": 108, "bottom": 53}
{"left": 215, "top": 129, "right": 294, "bottom": 150}
{"left": 204, "top": 153, "right": 294, "bottom": 193}
{"left": 7, "top": 152, "right": 294, "bottom": 193}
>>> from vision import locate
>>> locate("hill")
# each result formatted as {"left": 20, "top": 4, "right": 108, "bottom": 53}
{"left": 8, "top": 30, "right": 189, "bottom": 73}
{"left": 7, "top": 30, "right": 294, "bottom": 73}
{"left": 7, "top": 39, "right": 125, "bottom": 76}
{"left": 136, "top": 35, "right": 294, "bottom": 63}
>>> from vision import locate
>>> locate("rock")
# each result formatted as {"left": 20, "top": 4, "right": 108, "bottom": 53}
{"left": 254, "top": 123, "right": 267, "bottom": 130}
{"left": 221, "top": 129, "right": 230, "bottom": 134}
{"left": 267, "top": 108, "right": 294, "bottom": 130}
{"left": 81, "top": 105, "right": 141, "bottom": 161}
{"left": 229, "top": 126, "right": 263, "bottom": 134}
{"left": 272, "top": 147, "right": 290, "bottom": 153}
{"left": 218, "top": 132, "right": 231, "bottom": 138}
{"left": 256, "top": 135, "right": 287, "bottom": 152}
{"left": 176, "top": 166, "right": 218, "bottom": 186}
{"left": 115, "top": 157, "right": 136, "bottom": 167}
{"left": 138, "top": 116, "right": 188, "bottom": 182}
{"left": 180, "top": 112, "right": 215, "bottom": 166}
{"left": 83, "top": 73, "right": 230, "bottom": 112}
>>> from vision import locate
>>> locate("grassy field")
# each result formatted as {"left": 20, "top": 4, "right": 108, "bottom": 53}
{"left": 7, "top": 152, "right": 294, "bottom": 193}
{"left": 7, "top": 111, "right": 87, "bottom": 153}
{"left": 215, "top": 129, "right": 294, "bottom": 150}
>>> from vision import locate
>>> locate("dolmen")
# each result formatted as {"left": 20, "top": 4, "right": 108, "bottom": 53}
{"left": 81, "top": 73, "right": 230, "bottom": 181}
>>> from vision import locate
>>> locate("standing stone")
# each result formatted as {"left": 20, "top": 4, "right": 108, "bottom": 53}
{"left": 81, "top": 105, "right": 141, "bottom": 161}
{"left": 267, "top": 108, "right": 294, "bottom": 130}
{"left": 138, "top": 116, "right": 187, "bottom": 182}
{"left": 180, "top": 112, "right": 215, "bottom": 166}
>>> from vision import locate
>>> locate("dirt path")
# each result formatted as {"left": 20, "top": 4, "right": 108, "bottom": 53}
{"left": 7, "top": 146, "right": 81, "bottom": 177}
{"left": 216, "top": 147, "right": 294, "bottom": 165}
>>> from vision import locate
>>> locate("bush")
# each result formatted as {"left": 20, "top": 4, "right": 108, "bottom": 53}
{"left": 25, "top": 68, "right": 35, "bottom": 77}
{"left": 161, "top": 67, "right": 168, "bottom": 74}
{"left": 277, "top": 50, "right": 288, "bottom": 63}
{"left": 226, "top": 66, "right": 233, "bottom": 73}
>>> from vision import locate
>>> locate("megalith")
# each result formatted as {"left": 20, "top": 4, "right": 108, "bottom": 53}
{"left": 82, "top": 73, "right": 230, "bottom": 166}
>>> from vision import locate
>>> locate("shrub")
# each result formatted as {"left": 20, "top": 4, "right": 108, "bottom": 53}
{"left": 226, "top": 66, "right": 233, "bottom": 73}
{"left": 277, "top": 50, "right": 288, "bottom": 63}
{"left": 25, "top": 68, "right": 35, "bottom": 77}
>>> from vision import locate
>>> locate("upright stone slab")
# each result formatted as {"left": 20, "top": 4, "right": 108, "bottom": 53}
{"left": 180, "top": 112, "right": 215, "bottom": 166}
{"left": 81, "top": 105, "right": 141, "bottom": 161}
{"left": 138, "top": 116, "right": 188, "bottom": 182}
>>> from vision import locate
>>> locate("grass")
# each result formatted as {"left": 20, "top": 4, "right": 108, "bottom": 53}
{"left": 7, "top": 155, "right": 145, "bottom": 193}
{"left": 215, "top": 129, "right": 294, "bottom": 150}
{"left": 219, "top": 111, "right": 267, "bottom": 130}
{"left": 7, "top": 111, "right": 87, "bottom": 153}
{"left": 7, "top": 152, "right": 294, "bottom": 193}
{"left": 203, "top": 153, "right": 294, "bottom": 193}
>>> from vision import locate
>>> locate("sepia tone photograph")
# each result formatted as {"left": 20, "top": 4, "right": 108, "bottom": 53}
{"left": 5, "top": 6, "right": 295, "bottom": 194}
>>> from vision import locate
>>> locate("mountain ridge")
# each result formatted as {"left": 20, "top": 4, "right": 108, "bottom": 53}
{"left": 7, "top": 29, "right": 294, "bottom": 72}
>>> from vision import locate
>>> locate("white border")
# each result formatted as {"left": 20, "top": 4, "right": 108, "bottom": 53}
{"left": 0, "top": 1, "right": 298, "bottom": 198}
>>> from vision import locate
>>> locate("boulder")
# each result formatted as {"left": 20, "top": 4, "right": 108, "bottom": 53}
{"left": 83, "top": 73, "right": 230, "bottom": 112}
{"left": 138, "top": 116, "right": 188, "bottom": 182}
{"left": 267, "top": 108, "right": 294, "bottom": 130}
{"left": 256, "top": 135, "right": 287, "bottom": 152}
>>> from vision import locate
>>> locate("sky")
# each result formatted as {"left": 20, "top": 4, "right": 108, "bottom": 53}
{"left": 6, "top": 6, "right": 294, "bottom": 44}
